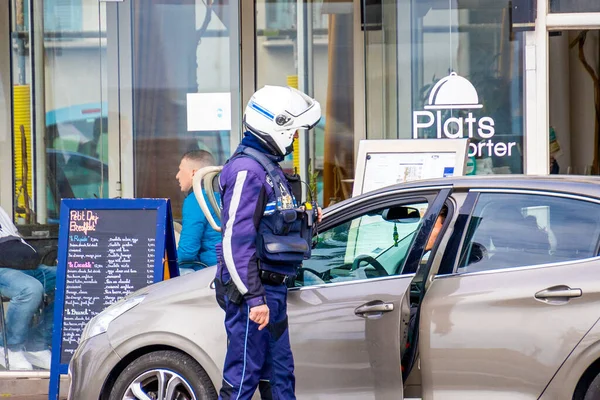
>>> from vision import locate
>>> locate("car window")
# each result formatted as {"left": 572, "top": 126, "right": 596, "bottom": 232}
{"left": 46, "top": 187, "right": 58, "bottom": 221}
{"left": 49, "top": 117, "right": 108, "bottom": 163}
{"left": 457, "top": 193, "right": 600, "bottom": 273}
{"left": 62, "top": 162, "right": 106, "bottom": 199}
{"left": 296, "top": 202, "right": 428, "bottom": 287}
{"left": 46, "top": 151, "right": 108, "bottom": 222}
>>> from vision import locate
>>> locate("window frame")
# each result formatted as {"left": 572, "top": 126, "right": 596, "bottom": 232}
{"left": 448, "top": 188, "right": 600, "bottom": 276}
{"left": 290, "top": 187, "right": 452, "bottom": 290}
{"left": 416, "top": 196, "right": 457, "bottom": 282}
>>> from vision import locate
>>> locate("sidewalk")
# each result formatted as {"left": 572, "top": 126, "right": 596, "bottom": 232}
{"left": 0, "top": 375, "right": 69, "bottom": 399}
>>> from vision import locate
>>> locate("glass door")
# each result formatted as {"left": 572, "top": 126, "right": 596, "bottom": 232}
{"left": 255, "top": 0, "right": 356, "bottom": 207}
{"left": 99, "top": 0, "right": 127, "bottom": 200}
{"left": 122, "top": 0, "right": 241, "bottom": 221}
{"left": 6, "top": 0, "right": 109, "bottom": 225}
{"left": 43, "top": 0, "right": 110, "bottom": 223}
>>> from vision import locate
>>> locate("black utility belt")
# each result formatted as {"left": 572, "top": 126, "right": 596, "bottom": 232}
{"left": 259, "top": 269, "right": 292, "bottom": 286}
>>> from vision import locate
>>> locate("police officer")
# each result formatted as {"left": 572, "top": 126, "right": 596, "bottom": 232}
{"left": 215, "top": 85, "right": 322, "bottom": 400}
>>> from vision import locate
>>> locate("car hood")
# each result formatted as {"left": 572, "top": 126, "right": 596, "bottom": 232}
{"left": 139, "top": 266, "right": 218, "bottom": 306}
{"left": 105, "top": 265, "right": 227, "bottom": 382}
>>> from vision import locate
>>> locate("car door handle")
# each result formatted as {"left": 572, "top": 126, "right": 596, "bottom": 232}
{"left": 535, "top": 286, "right": 582, "bottom": 300}
{"left": 354, "top": 302, "right": 394, "bottom": 317}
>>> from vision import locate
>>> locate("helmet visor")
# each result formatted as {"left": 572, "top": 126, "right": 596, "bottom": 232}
{"left": 282, "top": 88, "right": 322, "bottom": 130}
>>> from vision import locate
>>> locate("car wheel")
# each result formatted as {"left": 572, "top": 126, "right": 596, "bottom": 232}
{"left": 584, "top": 373, "right": 600, "bottom": 400}
{"left": 109, "top": 350, "right": 217, "bottom": 400}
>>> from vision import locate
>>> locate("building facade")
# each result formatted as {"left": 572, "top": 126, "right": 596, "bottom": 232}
{"left": 0, "top": 0, "right": 599, "bottom": 375}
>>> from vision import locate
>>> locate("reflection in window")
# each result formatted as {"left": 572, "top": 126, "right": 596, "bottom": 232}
{"left": 256, "top": 0, "right": 354, "bottom": 207}
{"left": 297, "top": 202, "right": 427, "bottom": 287}
{"left": 44, "top": 0, "right": 82, "bottom": 32}
{"left": 265, "top": 0, "right": 295, "bottom": 30}
{"left": 550, "top": 0, "right": 600, "bottom": 13}
{"left": 458, "top": 193, "right": 600, "bottom": 273}
{"left": 43, "top": 1, "right": 107, "bottom": 223}
{"left": 132, "top": 0, "right": 235, "bottom": 220}
{"left": 46, "top": 150, "right": 108, "bottom": 223}
{"left": 368, "top": 0, "right": 525, "bottom": 175}
{"left": 11, "top": 0, "right": 33, "bottom": 225}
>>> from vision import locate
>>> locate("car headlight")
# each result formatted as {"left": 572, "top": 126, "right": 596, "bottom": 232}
{"left": 80, "top": 294, "right": 146, "bottom": 342}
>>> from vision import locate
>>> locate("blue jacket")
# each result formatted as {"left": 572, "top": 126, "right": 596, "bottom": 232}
{"left": 216, "top": 134, "right": 295, "bottom": 308}
{"left": 178, "top": 189, "right": 221, "bottom": 268}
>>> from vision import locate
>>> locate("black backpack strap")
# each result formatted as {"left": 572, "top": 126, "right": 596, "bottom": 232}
{"left": 237, "top": 145, "right": 286, "bottom": 209}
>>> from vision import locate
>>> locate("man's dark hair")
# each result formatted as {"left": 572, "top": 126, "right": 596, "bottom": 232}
{"left": 439, "top": 204, "right": 449, "bottom": 219}
{"left": 182, "top": 149, "right": 216, "bottom": 168}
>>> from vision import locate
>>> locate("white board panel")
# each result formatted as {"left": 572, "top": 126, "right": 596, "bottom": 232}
{"left": 353, "top": 139, "right": 469, "bottom": 196}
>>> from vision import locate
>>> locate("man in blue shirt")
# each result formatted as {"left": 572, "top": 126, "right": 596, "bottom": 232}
{"left": 175, "top": 150, "right": 221, "bottom": 275}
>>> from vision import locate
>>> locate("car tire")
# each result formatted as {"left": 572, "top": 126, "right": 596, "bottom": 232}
{"left": 584, "top": 373, "right": 600, "bottom": 400}
{"left": 109, "top": 350, "right": 217, "bottom": 400}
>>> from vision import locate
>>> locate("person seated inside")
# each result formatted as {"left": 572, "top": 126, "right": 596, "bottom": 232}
{"left": 0, "top": 206, "right": 55, "bottom": 370}
{"left": 426, "top": 205, "right": 448, "bottom": 253}
{"left": 175, "top": 150, "right": 222, "bottom": 275}
{"left": 419, "top": 205, "right": 449, "bottom": 268}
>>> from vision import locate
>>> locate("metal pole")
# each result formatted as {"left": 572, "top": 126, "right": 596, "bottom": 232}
{"left": 297, "top": 0, "right": 314, "bottom": 201}
{"left": 15, "top": 0, "right": 25, "bottom": 84}
{"left": 31, "top": 0, "right": 46, "bottom": 223}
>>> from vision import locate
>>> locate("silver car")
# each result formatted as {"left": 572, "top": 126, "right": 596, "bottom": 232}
{"left": 69, "top": 176, "right": 600, "bottom": 399}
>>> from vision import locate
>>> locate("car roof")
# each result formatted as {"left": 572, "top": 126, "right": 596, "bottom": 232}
{"left": 326, "top": 175, "right": 600, "bottom": 213}
{"left": 45, "top": 102, "right": 107, "bottom": 126}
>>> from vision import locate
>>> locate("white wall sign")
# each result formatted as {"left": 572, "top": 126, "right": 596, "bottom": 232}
{"left": 186, "top": 92, "right": 232, "bottom": 132}
{"left": 361, "top": 152, "right": 458, "bottom": 194}
{"left": 352, "top": 138, "right": 469, "bottom": 196}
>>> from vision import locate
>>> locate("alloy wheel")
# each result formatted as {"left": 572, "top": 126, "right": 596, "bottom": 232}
{"left": 122, "top": 369, "right": 196, "bottom": 400}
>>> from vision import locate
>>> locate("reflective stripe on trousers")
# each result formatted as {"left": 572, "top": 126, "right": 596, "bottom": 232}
{"left": 218, "top": 284, "right": 295, "bottom": 400}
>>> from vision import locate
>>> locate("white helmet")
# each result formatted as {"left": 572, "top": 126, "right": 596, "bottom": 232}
{"left": 243, "top": 85, "right": 322, "bottom": 156}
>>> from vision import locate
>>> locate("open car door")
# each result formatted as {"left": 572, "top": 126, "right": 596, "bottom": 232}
{"left": 286, "top": 187, "right": 452, "bottom": 398}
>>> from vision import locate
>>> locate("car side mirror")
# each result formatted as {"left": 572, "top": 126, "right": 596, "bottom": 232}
{"left": 468, "top": 242, "right": 487, "bottom": 264}
{"left": 382, "top": 206, "right": 421, "bottom": 223}
{"left": 312, "top": 236, "right": 320, "bottom": 249}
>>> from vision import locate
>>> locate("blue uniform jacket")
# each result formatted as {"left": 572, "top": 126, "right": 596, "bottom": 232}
{"left": 178, "top": 189, "right": 221, "bottom": 268}
{"left": 216, "top": 136, "right": 293, "bottom": 308}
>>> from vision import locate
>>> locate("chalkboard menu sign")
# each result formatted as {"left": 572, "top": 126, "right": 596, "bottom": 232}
{"left": 49, "top": 199, "right": 177, "bottom": 400}
{"left": 61, "top": 209, "right": 157, "bottom": 363}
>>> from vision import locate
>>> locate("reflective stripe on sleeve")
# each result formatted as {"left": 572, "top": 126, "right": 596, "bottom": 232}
{"left": 223, "top": 170, "right": 250, "bottom": 295}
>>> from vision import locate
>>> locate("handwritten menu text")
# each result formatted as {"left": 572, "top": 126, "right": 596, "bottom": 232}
{"left": 60, "top": 209, "right": 157, "bottom": 364}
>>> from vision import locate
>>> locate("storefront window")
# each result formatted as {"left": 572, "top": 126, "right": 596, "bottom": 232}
{"left": 549, "top": 29, "right": 600, "bottom": 175}
{"left": 132, "top": 0, "right": 236, "bottom": 219}
{"left": 11, "top": 0, "right": 33, "bottom": 225}
{"left": 256, "top": 0, "right": 355, "bottom": 206}
{"left": 2, "top": 0, "right": 240, "bottom": 374}
{"left": 44, "top": 0, "right": 107, "bottom": 224}
{"left": 1, "top": 0, "right": 65, "bottom": 372}
{"left": 550, "top": 0, "right": 600, "bottom": 13}
{"left": 366, "top": 0, "right": 525, "bottom": 175}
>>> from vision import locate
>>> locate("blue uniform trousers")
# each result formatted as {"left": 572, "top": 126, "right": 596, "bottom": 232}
{"left": 218, "top": 283, "right": 295, "bottom": 400}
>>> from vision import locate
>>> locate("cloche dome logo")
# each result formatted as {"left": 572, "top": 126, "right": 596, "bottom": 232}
{"left": 425, "top": 72, "right": 483, "bottom": 110}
